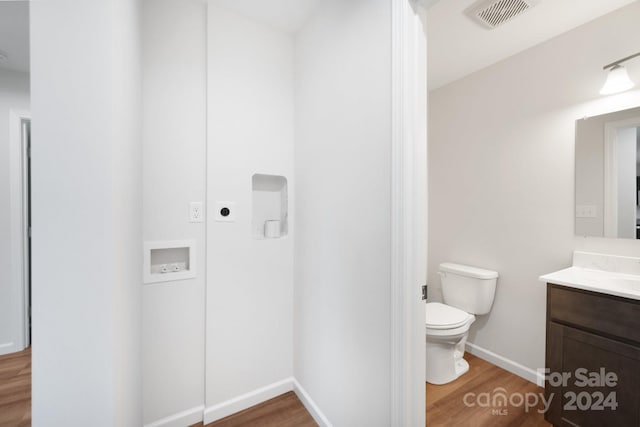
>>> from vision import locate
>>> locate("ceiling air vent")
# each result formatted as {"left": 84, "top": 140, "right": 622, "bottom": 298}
{"left": 465, "top": 0, "right": 540, "bottom": 30}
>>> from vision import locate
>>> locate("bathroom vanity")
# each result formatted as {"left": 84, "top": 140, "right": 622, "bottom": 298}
{"left": 541, "top": 252, "right": 640, "bottom": 427}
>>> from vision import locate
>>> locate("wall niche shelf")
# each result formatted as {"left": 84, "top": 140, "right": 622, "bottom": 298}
{"left": 252, "top": 174, "right": 288, "bottom": 240}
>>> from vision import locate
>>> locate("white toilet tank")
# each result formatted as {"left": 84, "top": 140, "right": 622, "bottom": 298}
{"left": 439, "top": 263, "right": 498, "bottom": 315}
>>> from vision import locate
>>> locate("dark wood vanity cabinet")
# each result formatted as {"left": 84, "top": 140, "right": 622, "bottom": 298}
{"left": 545, "top": 284, "right": 640, "bottom": 427}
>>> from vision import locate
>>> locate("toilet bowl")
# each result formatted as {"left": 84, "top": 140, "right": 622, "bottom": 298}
{"left": 425, "top": 302, "right": 476, "bottom": 385}
{"left": 426, "top": 263, "right": 498, "bottom": 385}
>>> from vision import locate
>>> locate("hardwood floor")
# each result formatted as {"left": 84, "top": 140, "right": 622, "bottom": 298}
{"left": 427, "top": 354, "right": 551, "bottom": 427}
{"left": 0, "top": 347, "right": 31, "bottom": 427}
{"left": 193, "top": 392, "right": 317, "bottom": 427}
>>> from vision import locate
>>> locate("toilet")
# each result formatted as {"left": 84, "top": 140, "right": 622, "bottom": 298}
{"left": 426, "top": 262, "right": 498, "bottom": 385}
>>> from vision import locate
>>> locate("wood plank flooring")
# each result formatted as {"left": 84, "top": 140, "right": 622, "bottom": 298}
{"left": 194, "top": 392, "right": 317, "bottom": 427}
{"left": 0, "top": 347, "right": 31, "bottom": 427}
{"left": 427, "top": 354, "right": 551, "bottom": 427}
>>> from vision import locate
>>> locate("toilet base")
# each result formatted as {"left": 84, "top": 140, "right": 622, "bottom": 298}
{"left": 426, "top": 333, "right": 471, "bottom": 385}
{"left": 455, "top": 356, "right": 470, "bottom": 377}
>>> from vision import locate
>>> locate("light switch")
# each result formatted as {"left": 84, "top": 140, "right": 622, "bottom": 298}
{"left": 189, "top": 202, "right": 204, "bottom": 223}
{"left": 576, "top": 205, "right": 597, "bottom": 218}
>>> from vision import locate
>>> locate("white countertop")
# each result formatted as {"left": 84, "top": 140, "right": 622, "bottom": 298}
{"left": 540, "top": 266, "right": 640, "bottom": 301}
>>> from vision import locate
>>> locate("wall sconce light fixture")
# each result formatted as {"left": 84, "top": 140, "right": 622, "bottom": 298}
{"left": 600, "top": 52, "right": 640, "bottom": 95}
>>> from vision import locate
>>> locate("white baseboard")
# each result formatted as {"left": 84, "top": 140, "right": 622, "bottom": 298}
{"left": 0, "top": 342, "right": 18, "bottom": 357}
{"left": 203, "top": 378, "right": 294, "bottom": 424}
{"left": 292, "top": 379, "right": 333, "bottom": 427}
{"left": 147, "top": 377, "right": 333, "bottom": 427}
{"left": 144, "top": 405, "right": 204, "bottom": 427}
{"left": 466, "top": 342, "right": 545, "bottom": 387}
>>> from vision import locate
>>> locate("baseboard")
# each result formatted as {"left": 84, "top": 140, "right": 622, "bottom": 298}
{"left": 0, "top": 342, "right": 18, "bottom": 357}
{"left": 143, "top": 405, "right": 204, "bottom": 427}
{"left": 148, "top": 377, "right": 333, "bottom": 427}
{"left": 466, "top": 342, "right": 545, "bottom": 387}
{"left": 203, "top": 378, "right": 294, "bottom": 424}
{"left": 292, "top": 379, "right": 333, "bottom": 427}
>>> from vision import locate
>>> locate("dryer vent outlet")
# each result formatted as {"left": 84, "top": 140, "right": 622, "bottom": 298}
{"left": 465, "top": 0, "right": 540, "bottom": 30}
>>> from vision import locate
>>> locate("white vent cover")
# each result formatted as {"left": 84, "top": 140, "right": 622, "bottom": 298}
{"left": 465, "top": 0, "right": 540, "bottom": 29}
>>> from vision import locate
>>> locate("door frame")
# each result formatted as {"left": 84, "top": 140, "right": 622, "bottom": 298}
{"left": 603, "top": 116, "right": 640, "bottom": 238}
{"left": 8, "top": 109, "right": 31, "bottom": 354}
{"left": 391, "top": 1, "right": 427, "bottom": 425}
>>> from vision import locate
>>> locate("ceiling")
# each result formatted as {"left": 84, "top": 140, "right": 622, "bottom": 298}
{"left": 4, "top": 0, "right": 634, "bottom": 84}
{"left": 0, "top": 1, "right": 29, "bottom": 73}
{"left": 427, "top": 0, "right": 637, "bottom": 90}
{"left": 212, "top": 0, "right": 321, "bottom": 33}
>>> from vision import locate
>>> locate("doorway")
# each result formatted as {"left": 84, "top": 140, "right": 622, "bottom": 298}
{"left": 603, "top": 117, "right": 640, "bottom": 239}
{"left": 19, "top": 117, "right": 31, "bottom": 348}
{"left": 8, "top": 111, "right": 31, "bottom": 354}
{"left": 0, "top": 0, "right": 31, "bottom": 359}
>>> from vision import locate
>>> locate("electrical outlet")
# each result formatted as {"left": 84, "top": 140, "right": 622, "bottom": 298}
{"left": 189, "top": 202, "right": 204, "bottom": 223}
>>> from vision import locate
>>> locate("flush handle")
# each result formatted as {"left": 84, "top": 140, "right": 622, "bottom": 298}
{"left": 422, "top": 284, "right": 428, "bottom": 301}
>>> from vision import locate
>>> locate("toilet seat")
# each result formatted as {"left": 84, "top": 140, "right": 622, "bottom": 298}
{"left": 425, "top": 302, "right": 473, "bottom": 329}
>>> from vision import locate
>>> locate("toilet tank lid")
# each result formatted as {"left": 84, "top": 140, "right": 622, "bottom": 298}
{"left": 439, "top": 263, "right": 498, "bottom": 280}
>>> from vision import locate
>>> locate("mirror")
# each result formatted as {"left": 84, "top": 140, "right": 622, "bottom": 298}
{"left": 575, "top": 106, "right": 640, "bottom": 239}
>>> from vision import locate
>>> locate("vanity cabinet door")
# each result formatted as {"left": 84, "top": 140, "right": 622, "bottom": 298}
{"left": 546, "top": 322, "right": 640, "bottom": 427}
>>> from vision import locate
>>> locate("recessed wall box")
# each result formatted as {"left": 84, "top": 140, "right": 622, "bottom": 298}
{"left": 144, "top": 240, "right": 196, "bottom": 284}
{"left": 252, "top": 174, "right": 288, "bottom": 239}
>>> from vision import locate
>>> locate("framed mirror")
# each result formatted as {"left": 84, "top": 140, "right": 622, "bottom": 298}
{"left": 575, "top": 106, "right": 640, "bottom": 239}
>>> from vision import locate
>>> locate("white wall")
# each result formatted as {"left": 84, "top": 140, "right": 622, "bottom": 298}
{"left": 293, "top": 0, "right": 392, "bottom": 425}
{"left": 30, "top": 0, "right": 142, "bottom": 424}
{"left": 141, "top": 0, "right": 207, "bottom": 424}
{"left": 429, "top": 2, "right": 640, "bottom": 377}
{"left": 575, "top": 115, "right": 607, "bottom": 237}
{"left": 0, "top": 69, "right": 29, "bottom": 354}
{"left": 205, "top": 1, "right": 295, "bottom": 414}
